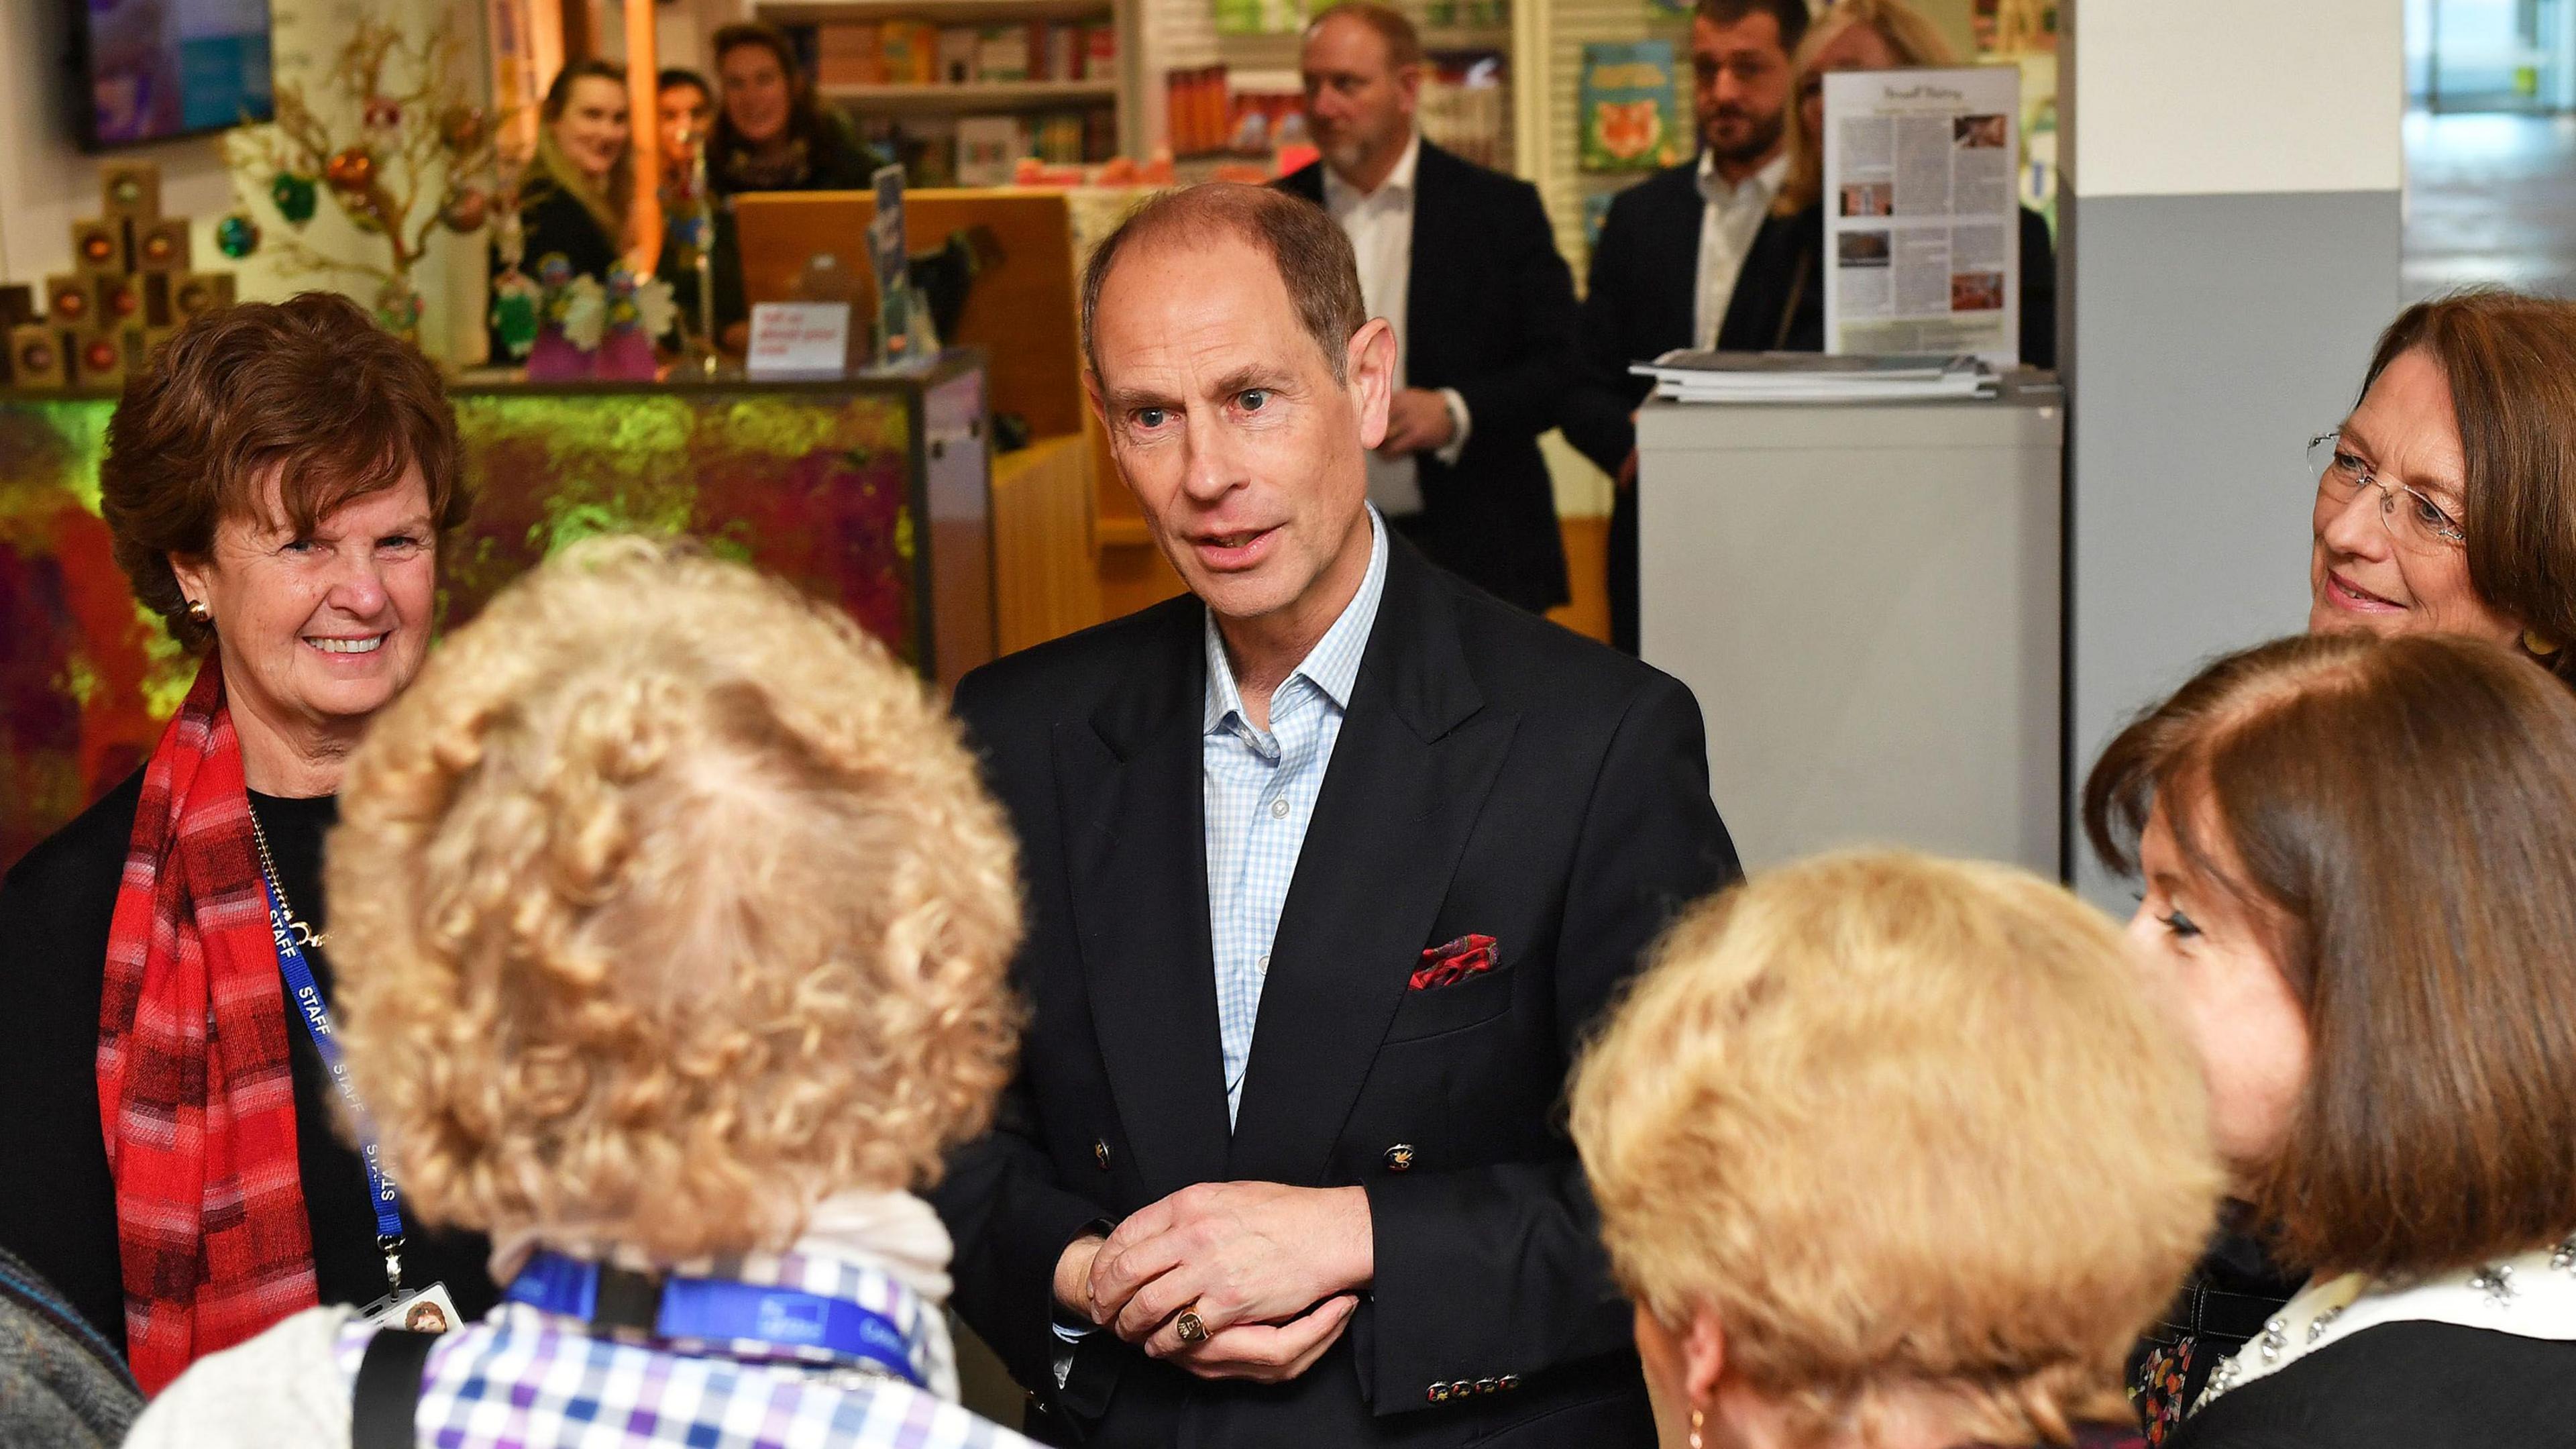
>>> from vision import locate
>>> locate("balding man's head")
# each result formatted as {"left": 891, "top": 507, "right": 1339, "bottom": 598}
{"left": 1080, "top": 183, "right": 1367, "bottom": 388}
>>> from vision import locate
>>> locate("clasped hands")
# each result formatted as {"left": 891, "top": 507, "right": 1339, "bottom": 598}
{"left": 1055, "top": 1181, "right": 1371, "bottom": 1384}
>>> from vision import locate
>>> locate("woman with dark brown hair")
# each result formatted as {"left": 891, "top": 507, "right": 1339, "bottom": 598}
{"left": 0, "top": 293, "right": 496, "bottom": 1395}
{"left": 2306, "top": 289, "right": 2576, "bottom": 676}
{"left": 702, "top": 21, "right": 885, "bottom": 350}
{"left": 2087, "top": 631, "right": 2576, "bottom": 1448}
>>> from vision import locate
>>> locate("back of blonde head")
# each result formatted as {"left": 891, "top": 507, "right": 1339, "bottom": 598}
{"left": 1571, "top": 851, "right": 2220, "bottom": 1445}
{"left": 327, "top": 535, "right": 1023, "bottom": 1260}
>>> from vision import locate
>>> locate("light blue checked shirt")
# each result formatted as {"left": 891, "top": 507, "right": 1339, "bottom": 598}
{"left": 1203, "top": 507, "right": 1389, "bottom": 1126}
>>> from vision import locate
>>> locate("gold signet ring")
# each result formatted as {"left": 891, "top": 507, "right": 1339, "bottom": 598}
{"left": 1175, "top": 1309, "right": 1210, "bottom": 1345}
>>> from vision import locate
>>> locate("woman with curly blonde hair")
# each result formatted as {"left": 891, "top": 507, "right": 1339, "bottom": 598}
{"left": 125, "top": 535, "right": 1038, "bottom": 1449}
{"left": 1571, "top": 851, "right": 2222, "bottom": 1449}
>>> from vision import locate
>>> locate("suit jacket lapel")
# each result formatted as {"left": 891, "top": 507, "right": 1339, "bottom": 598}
{"left": 1057, "top": 604, "right": 1234, "bottom": 1198}
{"left": 1226, "top": 543, "right": 1518, "bottom": 1184}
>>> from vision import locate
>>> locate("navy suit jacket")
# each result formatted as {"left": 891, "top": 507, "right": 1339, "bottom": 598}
{"left": 932, "top": 536, "right": 1740, "bottom": 1447}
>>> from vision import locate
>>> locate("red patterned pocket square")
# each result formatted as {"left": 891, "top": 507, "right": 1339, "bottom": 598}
{"left": 1409, "top": 934, "right": 1499, "bottom": 991}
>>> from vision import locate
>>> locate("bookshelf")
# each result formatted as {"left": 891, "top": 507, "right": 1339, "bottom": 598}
{"left": 759, "top": 0, "right": 1140, "bottom": 180}
{"left": 818, "top": 78, "right": 1120, "bottom": 109}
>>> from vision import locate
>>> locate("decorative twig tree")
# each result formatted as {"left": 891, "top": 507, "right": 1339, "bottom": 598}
{"left": 221, "top": 15, "right": 506, "bottom": 342}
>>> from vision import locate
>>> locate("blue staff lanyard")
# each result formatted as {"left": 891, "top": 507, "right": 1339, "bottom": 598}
{"left": 506, "top": 1250, "right": 926, "bottom": 1387}
{"left": 262, "top": 877, "right": 409, "bottom": 1291}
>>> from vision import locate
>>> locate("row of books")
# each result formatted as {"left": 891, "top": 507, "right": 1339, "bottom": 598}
{"left": 857, "top": 109, "right": 1118, "bottom": 186}
{"left": 1165, "top": 58, "right": 1506, "bottom": 165}
{"left": 811, "top": 19, "right": 1116, "bottom": 87}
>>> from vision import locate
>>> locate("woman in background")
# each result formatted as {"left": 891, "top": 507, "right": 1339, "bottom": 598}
{"left": 2089, "top": 632, "right": 2576, "bottom": 1447}
{"left": 126, "top": 536, "right": 1036, "bottom": 1447}
{"left": 508, "top": 60, "right": 635, "bottom": 286}
{"left": 1729, "top": 0, "right": 2056, "bottom": 364}
{"left": 1572, "top": 850, "right": 2220, "bottom": 1449}
{"left": 703, "top": 22, "right": 885, "bottom": 350}
{"left": 2302, "top": 290, "right": 2576, "bottom": 676}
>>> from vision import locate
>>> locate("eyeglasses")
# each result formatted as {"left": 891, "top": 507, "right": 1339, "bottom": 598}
{"left": 2307, "top": 431, "right": 2467, "bottom": 553}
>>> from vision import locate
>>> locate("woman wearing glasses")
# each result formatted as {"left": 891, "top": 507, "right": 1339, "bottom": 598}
{"left": 2306, "top": 289, "right": 2576, "bottom": 675}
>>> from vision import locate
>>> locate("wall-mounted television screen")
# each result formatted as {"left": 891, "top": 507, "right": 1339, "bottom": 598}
{"left": 78, "top": 0, "right": 276, "bottom": 149}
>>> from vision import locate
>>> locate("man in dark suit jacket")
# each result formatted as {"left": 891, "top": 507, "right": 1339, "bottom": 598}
{"left": 1561, "top": 0, "right": 1807, "bottom": 653}
{"left": 931, "top": 184, "right": 1739, "bottom": 1447}
{"left": 1272, "top": 1, "right": 1580, "bottom": 616}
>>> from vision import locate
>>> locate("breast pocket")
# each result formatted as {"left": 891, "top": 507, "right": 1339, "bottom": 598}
{"left": 1383, "top": 961, "right": 1519, "bottom": 1044}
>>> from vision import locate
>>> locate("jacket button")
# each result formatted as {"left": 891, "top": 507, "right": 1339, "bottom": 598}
{"left": 1093, "top": 1139, "right": 1112, "bottom": 1171}
{"left": 1498, "top": 1373, "right": 1521, "bottom": 1391}
{"left": 1383, "top": 1143, "right": 1416, "bottom": 1172}
{"left": 1450, "top": 1379, "right": 1474, "bottom": 1399}
{"left": 1426, "top": 1383, "right": 1449, "bottom": 1403}
{"left": 1474, "top": 1377, "right": 1497, "bottom": 1395}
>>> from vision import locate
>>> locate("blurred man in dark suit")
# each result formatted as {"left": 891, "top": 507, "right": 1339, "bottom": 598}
{"left": 1562, "top": 0, "right": 1808, "bottom": 653}
{"left": 1275, "top": 1, "right": 1580, "bottom": 616}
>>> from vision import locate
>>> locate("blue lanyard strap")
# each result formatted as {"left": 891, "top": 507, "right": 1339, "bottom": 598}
{"left": 506, "top": 1250, "right": 927, "bottom": 1387}
{"left": 262, "top": 878, "right": 407, "bottom": 1275}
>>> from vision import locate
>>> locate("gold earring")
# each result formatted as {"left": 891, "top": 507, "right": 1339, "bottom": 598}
{"left": 185, "top": 598, "right": 211, "bottom": 625}
{"left": 2524, "top": 627, "right": 2563, "bottom": 657}
{"left": 1689, "top": 1407, "right": 1705, "bottom": 1449}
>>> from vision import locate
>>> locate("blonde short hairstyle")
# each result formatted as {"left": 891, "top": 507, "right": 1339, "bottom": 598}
{"left": 1570, "top": 851, "right": 2220, "bottom": 1445}
{"left": 1775, "top": 0, "right": 1960, "bottom": 217}
{"left": 327, "top": 535, "right": 1024, "bottom": 1260}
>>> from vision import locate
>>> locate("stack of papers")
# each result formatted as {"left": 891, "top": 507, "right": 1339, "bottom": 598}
{"left": 1631, "top": 350, "right": 1998, "bottom": 403}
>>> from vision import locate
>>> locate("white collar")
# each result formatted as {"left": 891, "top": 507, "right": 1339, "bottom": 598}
{"left": 1203, "top": 506, "right": 1389, "bottom": 734}
{"left": 1324, "top": 130, "right": 1422, "bottom": 209}
{"left": 2196, "top": 1236, "right": 2576, "bottom": 1413}
{"left": 1697, "top": 149, "right": 1788, "bottom": 205}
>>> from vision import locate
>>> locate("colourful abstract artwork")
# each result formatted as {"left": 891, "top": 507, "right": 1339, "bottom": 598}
{"left": 0, "top": 385, "right": 922, "bottom": 871}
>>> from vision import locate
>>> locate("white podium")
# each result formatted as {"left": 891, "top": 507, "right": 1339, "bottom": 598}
{"left": 1638, "top": 379, "right": 2065, "bottom": 874}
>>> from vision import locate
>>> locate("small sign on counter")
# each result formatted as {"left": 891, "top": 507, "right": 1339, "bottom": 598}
{"left": 745, "top": 302, "right": 852, "bottom": 378}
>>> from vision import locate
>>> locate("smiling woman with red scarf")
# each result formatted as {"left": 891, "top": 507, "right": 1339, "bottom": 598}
{"left": 0, "top": 292, "right": 492, "bottom": 1395}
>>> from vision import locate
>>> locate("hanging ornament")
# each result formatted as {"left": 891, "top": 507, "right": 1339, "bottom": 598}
{"left": 375, "top": 279, "right": 423, "bottom": 337}
{"left": 270, "top": 172, "right": 319, "bottom": 225}
{"left": 325, "top": 147, "right": 376, "bottom": 195}
{"left": 363, "top": 96, "right": 402, "bottom": 131}
{"left": 490, "top": 270, "right": 541, "bottom": 361}
{"left": 215, "top": 212, "right": 261, "bottom": 258}
{"left": 438, "top": 104, "right": 489, "bottom": 154}
{"left": 108, "top": 173, "right": 144, "bottom": 209}
{"left": 439, "top": 186, "right": 489, "bottom": 233}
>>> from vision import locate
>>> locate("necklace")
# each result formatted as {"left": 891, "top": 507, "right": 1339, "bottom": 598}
{"left": 246, "top": 805, "right": 329, "bottom": 950}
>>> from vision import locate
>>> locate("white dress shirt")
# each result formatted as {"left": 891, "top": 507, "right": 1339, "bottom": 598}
{"left": 1322, "top": 131, "right": 1470, "bottom": 517}
{"left": 1693, "top": 150, "right": 1790, "bottom": 351}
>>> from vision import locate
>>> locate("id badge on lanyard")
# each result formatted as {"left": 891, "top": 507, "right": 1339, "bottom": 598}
{"left": 262, "top": 877, "right": 454, "bottom": 1333}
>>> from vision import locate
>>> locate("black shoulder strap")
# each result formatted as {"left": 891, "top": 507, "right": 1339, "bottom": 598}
{"left": 351, "top": 1326, "right": 437, "bottom": 1449}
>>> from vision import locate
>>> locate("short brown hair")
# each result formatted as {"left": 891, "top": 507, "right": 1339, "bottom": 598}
{"left": 1303, "top": 1, "right": 1424, "bottom": 70}
{"left": 2359, "top": 290, "right": 2576, "bottom": 681}
{"left": 2086, "top": 631, "right": 2576, "bottom": 1277}
{"left": 99, "top": 292, "right": 468, "bottom": 651}
{"left": 329, "top": 535, "right": 1024, "bottom": 1257}
{"left": 1694, "top": 0, "right": 1811, "bottom": 51}
{"left": 710, "top": 21, "right": 837, "bottom": 161}
{"left": 1079, "top": 182, "right": 1367, "bottom": 384}
{"left": 1572, "top": 851, "right": 2218, "bottom": 1443}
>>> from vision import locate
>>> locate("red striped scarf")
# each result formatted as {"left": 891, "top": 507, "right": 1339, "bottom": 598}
{"left": 96, "top": 657, "right": 317, "bottom": 1394}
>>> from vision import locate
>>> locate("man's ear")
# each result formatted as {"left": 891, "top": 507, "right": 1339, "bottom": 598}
{"left": 1680, "top": 1305, "right": 1727, "bottom": 1413}
{"left": 1395, "top": 61, "right": 1423, "bottom": 119}
{"left": 1347, "top": 317, "right": 1397, "bottom": 451}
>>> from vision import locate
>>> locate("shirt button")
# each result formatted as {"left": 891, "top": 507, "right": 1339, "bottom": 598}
{"left": 1256, "top": 953, "right": 1270, "bottom": 975}
{"left": 1269, "top": 797, "right": 1289, "bottom": 819}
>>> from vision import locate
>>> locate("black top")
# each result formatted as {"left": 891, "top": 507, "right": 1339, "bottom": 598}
{"left": 702, "top": 113, "right": 886, "bottom": 338}
{"left": 1275, "top": 142, "right": 1583, "bottom": 614}
{"left": 2169, "top": 1322, "right": 2576, "bottom": 1448}
{"left": 0, "top": 769, "right": 497, "bottom": 1358}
